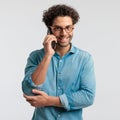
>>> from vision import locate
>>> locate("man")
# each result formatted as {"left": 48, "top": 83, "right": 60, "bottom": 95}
{"left": 22, "top": 4, "right": 96, "bottom": 120}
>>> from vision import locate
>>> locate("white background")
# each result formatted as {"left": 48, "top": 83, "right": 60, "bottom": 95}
{"left": 0, "top": 0, "right": 120, "bottom": 119}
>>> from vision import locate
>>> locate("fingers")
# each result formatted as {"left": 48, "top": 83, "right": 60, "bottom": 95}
{"left": 23, "top": 94, "right": 34, "bottom": 101}
{"left": 23, "top": 94, "right": 37, "bottom": 107}
{"left": 32, "top": 89, "right": 41, "bottom": 95}
{"left": 43, "top": 35, "right": 57, "bottom": 46}
{"left": 23, "top": 95, "right": 38, "bottom": 107}
{"left": 32, "top": 89, "right": 47, "bottom": 96}
{"left": 23, "top": 89, "right": 46, "bottom": 100}
{"left": 23, "top": 90, "right": 48, "bottom": 107}
{"left": 30, "top": 101, "right": 37, "bottom": 107}
{"left": 43, "top": 34, "right": 57, "bottom": 55}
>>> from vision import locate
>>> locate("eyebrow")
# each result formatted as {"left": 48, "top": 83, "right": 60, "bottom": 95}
{"left": 52, "top": 25, "right": 73, "bottom": 28}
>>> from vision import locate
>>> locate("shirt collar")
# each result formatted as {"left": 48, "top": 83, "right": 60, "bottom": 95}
{"left": 68, "top": 43, "right": 76, "bottom": 54}
{"left": 53, "top": 43, "right": 76, "bottom": 57}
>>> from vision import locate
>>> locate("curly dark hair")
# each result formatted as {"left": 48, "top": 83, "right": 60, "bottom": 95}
{"left": 42, "top": 4, "right": 80, "bottom": 27}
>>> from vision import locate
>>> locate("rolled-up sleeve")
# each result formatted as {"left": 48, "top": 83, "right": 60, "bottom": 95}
{"left": 22, "top": 51, "right": 44, "bottom": 95}
{"left": 59, "top": 55, "right": 96, "bottom": 111}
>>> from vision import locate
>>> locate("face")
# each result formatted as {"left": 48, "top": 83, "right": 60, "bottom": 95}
{"left": 51, "top": 16, "right": 74, "bottom": 47}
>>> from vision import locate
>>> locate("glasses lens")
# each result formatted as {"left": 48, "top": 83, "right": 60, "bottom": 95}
{"left": 66, "top": 26, "right": 73, "bottom": 32}
{"left": 51, "top": 25, "right": 74, "bottom": 33}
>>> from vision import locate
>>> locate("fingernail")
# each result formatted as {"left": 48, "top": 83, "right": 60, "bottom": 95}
{"left": 32, "top": 89, "right": 35, "bottom": 92}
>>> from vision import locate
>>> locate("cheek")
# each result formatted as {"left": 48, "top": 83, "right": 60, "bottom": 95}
{"left": 53, "top": 32, "right": 59, "bottom": 37}
{"left": 69, "top": 33, "right": 73, "bottom": 39}
{"left": 54, "top": 32, "right": 73, "bottom": 40}
{"left": 68, "top": 32, "right": 73, "bottom": 37}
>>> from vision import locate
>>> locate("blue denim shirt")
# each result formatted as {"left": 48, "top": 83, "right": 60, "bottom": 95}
{"left": 22, "top": 44, "right": 96, "bottom": 120}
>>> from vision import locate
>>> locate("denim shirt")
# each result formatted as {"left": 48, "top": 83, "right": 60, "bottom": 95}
{"left": 22, "top": 45, "right": 96, "bottom": 120}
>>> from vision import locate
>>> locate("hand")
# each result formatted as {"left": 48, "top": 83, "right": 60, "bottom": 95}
{"left": 43, "top": 34, "right": 57, "bottom": 56}
{"left": 23, "top": 89, "right": 49, "bottom": 107}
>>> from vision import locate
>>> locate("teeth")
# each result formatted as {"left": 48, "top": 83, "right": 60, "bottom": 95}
{"left": 60, "top": 37, "right": 68, "bottom": 40}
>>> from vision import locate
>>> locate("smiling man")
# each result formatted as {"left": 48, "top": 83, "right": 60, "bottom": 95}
{"left": 22, "top": 4, "right": 96, "bottom": 120}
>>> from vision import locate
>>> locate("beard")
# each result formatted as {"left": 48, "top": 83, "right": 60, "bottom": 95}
{"left": 56, "top": 34, "right": 73, "bottom": 47}
{"left": 57, "top": 42, "right": 70, "bottom": 47}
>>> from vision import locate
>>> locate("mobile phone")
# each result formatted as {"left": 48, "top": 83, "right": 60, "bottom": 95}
{"left": 47, "top": 28, "right": 56, "bottom": 49}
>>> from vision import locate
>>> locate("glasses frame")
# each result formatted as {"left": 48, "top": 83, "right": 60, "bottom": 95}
{"left": 50, "top": 25, "right": 74, "bottom": 34}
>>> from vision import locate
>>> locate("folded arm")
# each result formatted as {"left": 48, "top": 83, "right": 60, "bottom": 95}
{"left": 23, "top": 55, "right": 96, "bottom": 111}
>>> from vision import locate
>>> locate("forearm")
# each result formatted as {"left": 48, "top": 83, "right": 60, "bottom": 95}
{"left": 32, "top": 54, "right": 52, "bottom": 85}
{"left": 47, "top": 89, "right": 95, "bottom": 109}
{"left": 59, "top": 89, "right": 95, "bottom": 111}
{"left": 47, "top": 96, "right": 63, "bottom": 107}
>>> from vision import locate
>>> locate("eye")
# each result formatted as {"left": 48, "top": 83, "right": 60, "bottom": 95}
{"left": 66, "top": 26, "right": 73, "bottom": 31}
{"left": 54, "top": 27, "right": 61, "bottom": 31}
{"left": 66, "top": 26, "right": 71, "bottom": 30}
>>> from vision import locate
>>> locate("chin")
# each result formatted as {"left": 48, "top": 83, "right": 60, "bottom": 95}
{"left": 57, "top": 42, "right": 70, "bottom": 47}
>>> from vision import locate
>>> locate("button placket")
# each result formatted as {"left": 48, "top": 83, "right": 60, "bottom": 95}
{"left": 56, "top": 59, "right": 63, "bottom": 96}
{"left": 57, "top": 114, "right": 61, "bottom": 120}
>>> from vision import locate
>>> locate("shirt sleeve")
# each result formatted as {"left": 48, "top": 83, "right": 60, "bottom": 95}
{"left": 59, "top": 55, "right": 96, "bottom": 111}
{"left": 22, "top": 50, "right": 44, "bottom": 96}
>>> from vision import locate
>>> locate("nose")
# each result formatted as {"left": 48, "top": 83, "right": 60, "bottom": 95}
{"left": 60, "top": 29, "right": 67, "bottom": 35}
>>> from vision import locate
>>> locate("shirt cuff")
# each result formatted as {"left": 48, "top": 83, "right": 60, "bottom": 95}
{"left": 59, "top": 94, "right": 70, "bottom": 111}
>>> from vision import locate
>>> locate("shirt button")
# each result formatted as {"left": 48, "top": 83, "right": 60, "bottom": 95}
{"left": 59, "top": 60, "right": 62, "bottom": 63}
{"left": 58, "top": 87, "right": 60, "bottom": 89}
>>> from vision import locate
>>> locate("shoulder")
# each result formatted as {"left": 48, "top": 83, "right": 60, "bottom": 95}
{"left": 26, "top": 48, "right": 45, "bottom": 62}
{"left": 29, "top": 48, "right": 44, "bottom": 57}
{"left": 72, "top": 45, "right": 94, "bottom": 65}
{"left": 73, "top": 45, "right": 92, "bottom": 58}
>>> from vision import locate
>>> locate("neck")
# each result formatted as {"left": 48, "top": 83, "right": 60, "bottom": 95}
{"left": 56, "top": 43, "right": 71, "bottom": 56}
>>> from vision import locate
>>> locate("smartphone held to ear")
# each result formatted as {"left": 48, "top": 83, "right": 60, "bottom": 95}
{"left": 47, "top": 28, "right": 56, "bottom": 49}
{"left": 51, "top": 41, "right": 56, "bottom": 49}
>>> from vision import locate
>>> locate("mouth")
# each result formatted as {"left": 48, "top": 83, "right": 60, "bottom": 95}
{"left": 57, "top": 36, "right": 69, "bottom": 43}
{"left": 56, "top": 36, "right": 71, "bottom": 47}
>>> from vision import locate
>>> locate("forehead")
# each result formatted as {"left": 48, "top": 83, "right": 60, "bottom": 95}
{"left": 52, "top": 16, "right": 73, "bottom": 26}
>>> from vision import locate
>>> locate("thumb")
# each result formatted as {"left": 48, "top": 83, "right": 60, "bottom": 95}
{"left": 32, "top": 89, "right": 41, "bottom": 95}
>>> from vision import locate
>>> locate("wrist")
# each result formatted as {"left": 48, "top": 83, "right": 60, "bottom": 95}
{"left": 43, "top": 54, "right": 53, "bottom": 61}
{"left": 47, "top": 96, "right": 62, "bottom": 107}
{"left": 44, "top": 53, "right": 53, "bottom": 58}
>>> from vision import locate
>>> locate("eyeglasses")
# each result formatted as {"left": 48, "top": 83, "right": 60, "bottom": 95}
{"left": 50, "top": 25, "right": 74, "bottom": 33}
